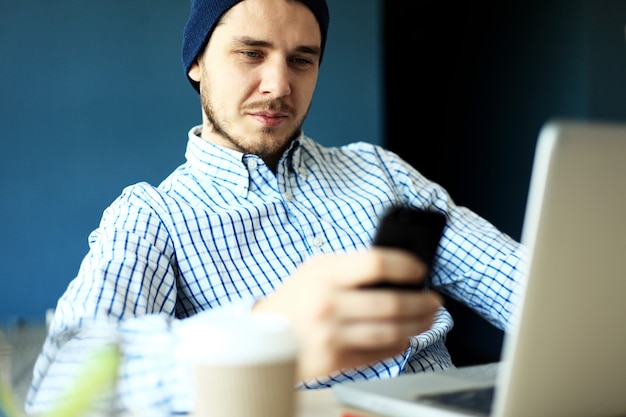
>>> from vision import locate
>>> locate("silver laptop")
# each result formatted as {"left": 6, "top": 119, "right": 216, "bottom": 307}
{"left": 333, "top": 119, "right": 626, "bottom": 417}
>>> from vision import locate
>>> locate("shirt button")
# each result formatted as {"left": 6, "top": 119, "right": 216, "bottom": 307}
{"left": 248, "top": 159, "right": 258, "bottom": 169}
{"left": 284, "top": 192, "right": 294, "bottom": 201}
{"left": 312, "top": 237, "right": 324, "bottom": 248}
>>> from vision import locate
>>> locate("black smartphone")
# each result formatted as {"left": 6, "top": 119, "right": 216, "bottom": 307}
{"left": 368, "top": 205, "right": 447, "bottom": 290}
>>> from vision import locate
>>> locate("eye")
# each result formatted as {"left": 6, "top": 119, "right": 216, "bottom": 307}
{"left": 290, "top": 56, "right": 314, "bottom": 69}
{"left": 241, "top": 50, "right": 263, "bottom": 59}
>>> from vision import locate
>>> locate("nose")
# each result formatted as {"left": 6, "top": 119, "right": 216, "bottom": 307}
{"left": 258, "top": 59, "right": 291, "bottom": 99}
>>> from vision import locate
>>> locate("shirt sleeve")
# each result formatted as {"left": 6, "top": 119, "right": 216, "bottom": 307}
{"left": 391, "top": 155, "right": 527, "bottom": 332}
{"left": 432, "top": 204, "right": 527, "bottom": 332}
{"left": 25, "top": 184, "right": 256, "bottom": 416}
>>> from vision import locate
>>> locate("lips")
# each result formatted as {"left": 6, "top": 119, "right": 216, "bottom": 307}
{"left": 244, "top": 99, "right": 294, "bottom": 127}
{"left": 249, "top": 111, "right": 289, "bottom": 127}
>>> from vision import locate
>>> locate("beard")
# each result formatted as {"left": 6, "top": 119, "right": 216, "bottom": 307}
{"left": 199, "top": 80, "right": 308, "bottom": 167}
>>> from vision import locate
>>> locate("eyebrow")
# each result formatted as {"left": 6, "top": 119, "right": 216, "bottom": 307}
{"left": 233, "top": 36, "right": 321, "bottom": 57}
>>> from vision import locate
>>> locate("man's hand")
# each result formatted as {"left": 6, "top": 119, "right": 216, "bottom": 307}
{"left": 252, "top": 248, "right": 443, "bottom": 380}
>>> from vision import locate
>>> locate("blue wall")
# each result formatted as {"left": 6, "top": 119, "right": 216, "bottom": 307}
{"left": 0, "top": 0, "right": 383, "bottom": 322}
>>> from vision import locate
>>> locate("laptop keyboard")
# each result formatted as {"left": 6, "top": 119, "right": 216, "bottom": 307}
{"left": 416, "top": 385, "right": 495, "bottom": 416}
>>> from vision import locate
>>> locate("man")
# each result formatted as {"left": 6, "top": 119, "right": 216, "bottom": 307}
{"left": 26, "top": 0, "right": 525, "bottom": 415}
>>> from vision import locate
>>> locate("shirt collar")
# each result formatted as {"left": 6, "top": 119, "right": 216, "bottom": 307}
{"left": 185, "top": 126, "right": 248, "bottom": 189}
{"left": 184, "top": 125, "right": 309, "bottom": 189}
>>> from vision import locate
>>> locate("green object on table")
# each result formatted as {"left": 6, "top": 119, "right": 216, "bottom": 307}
{"left": 0, "top": 344, "right": 120, "bottom": 417}
{"left": 0, "top": 377, "right": 21, "bottom": 417}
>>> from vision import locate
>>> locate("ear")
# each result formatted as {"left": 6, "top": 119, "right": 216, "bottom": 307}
{"left": 187, "top": 59, "right": 201, "bottom": 83}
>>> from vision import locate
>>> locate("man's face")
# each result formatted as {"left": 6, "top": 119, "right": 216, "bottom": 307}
{"left": 188, "top": 0, "right": 322, "bottom": 168}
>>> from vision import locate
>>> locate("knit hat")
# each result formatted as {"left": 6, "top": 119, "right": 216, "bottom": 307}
{"left": 182, "top": 0, "right": 330, "bottom": 92}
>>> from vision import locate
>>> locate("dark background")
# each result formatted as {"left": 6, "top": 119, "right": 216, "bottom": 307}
{"left": 384, "top": 0, "right": 626, "bottom": 365}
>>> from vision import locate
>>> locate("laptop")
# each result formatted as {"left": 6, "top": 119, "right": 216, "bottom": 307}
{"left": 333, "top": 119, "right": 626, "bottom": 417}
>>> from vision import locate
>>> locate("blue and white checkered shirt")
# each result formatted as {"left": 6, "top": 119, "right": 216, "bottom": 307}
{"left": 27, "top": 126, "right": 525, "bottom": 416}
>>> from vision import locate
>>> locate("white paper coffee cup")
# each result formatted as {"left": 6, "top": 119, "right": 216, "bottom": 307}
{"left": 179, "top": 313, "right": 298, "bottom": 417}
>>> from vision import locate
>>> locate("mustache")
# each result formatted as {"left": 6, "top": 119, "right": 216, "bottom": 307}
{"left": 242, "top": 99, "right": 295, "bottom": 115}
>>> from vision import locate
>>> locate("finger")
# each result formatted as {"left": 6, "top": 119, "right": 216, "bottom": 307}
{"left": 296, "top": 343, "right": 410, "bottom": 381}
{"left": 333, "top": 290, "right": 443, "bottom": 321}
{"left": 315, "top": 248, "right": 429, "bottom": 289}
{"left": 333, "top": 320, "right": 435, "bottom": 351}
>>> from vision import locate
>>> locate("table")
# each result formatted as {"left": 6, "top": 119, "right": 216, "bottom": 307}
{"left": 298, "top": 388, "right": 384, "bottom": 417}
{"left": 0, "top": 322, "right": 381, "bottom": 417}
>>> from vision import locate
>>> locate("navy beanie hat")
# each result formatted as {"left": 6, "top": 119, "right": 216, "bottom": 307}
{"left": 181, "top": 0, "right": 329, "bottom": 92}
